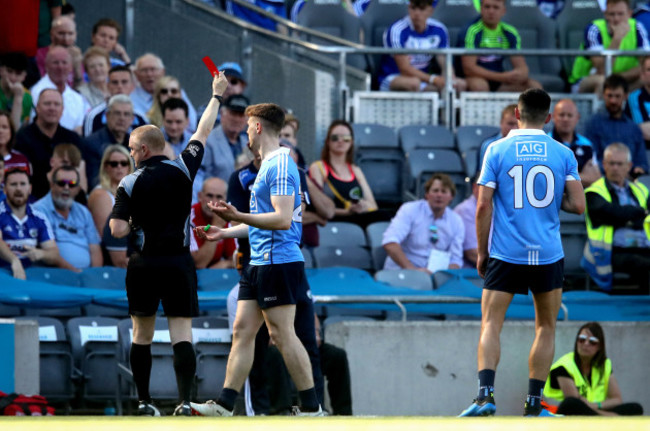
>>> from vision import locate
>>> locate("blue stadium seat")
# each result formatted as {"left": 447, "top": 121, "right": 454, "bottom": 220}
{"left": 313, "top": 246, "right": 374, "bottom": 271}
{"left": 318, "top": 222, "right": 368, "bottom": 247}
{"left": 375, "top": 269, "right": 433, "bottom": 290}
{"left": 192, "top": 316, "right": 231, "bottom": 401}
{"left": 455, "top": 125, "right": 500, "bottom": 154}
{"left": 197, "top": 268, "right": 240, "bottom": 291}
{"left": 79, "top": 267, "right": 126, "bottom": 290}
{"left": 399, "top": 125, "right": 455, "bottom": 153}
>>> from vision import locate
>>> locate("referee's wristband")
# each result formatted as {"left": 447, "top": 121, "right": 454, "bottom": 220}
{"left": 213, "top": 94, "right": 223, "bottom": 103}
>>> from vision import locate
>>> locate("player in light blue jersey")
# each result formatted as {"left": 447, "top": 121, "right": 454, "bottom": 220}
{"left": 460, "top": 89, "right": 585, "bottom": 418}
{"left": 191, "top": 103, "right": 323, "bottom": 417}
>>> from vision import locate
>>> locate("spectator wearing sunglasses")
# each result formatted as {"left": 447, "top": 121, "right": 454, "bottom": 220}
{"left": 189, "top": 177, "right": 236, "bottom": 269}
{"left": 88, "top": 145, "right": 134, "bottom": 267}
{"left": 46, "top": 143, "right": 89, "bottom": 205}
{"left": 196, "top": 62, "right": 248, "bottom": 126}
{"left": 34, "top": 165, "right": 102, "bottom": 270}
{"left": 84, "top": 94, "right": 134, "bottom": 189}
{"left": 382, "top": 173, "right": 464, "bottom": 273}
{"left": 147, "top": 76, "right": 183, "bottom": 129}
{"left": 544, "top": 322, "right": 643, "bottom": 416}
{"left": 0, "top": 168, "right": 72, "bottom": 278}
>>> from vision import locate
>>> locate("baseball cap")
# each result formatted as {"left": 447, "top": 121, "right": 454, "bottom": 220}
{"left": 217, "top": 62, "right": 245, "bottom": 83}
{"left": 223, "top": 94, "right": 250, "bottom": 113}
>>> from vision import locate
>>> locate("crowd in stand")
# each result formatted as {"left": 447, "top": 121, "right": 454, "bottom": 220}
{"left": 2, "top": 0, "right": 650, "bottom": 296}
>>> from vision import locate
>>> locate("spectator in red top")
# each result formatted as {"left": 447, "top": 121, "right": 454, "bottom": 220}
{"left": 190, "top": 176, "right": 236, "bottom": 269}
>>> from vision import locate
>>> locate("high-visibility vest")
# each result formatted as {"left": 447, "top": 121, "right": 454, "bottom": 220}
{"left": 544, "top": 352, "right": 611, "bottom": 403}
{"left": 581, "top": 177, "right": 649, "bottom": 289}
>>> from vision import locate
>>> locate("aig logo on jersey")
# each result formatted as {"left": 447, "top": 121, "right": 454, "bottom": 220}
{"left": 516, "top": 141, "right": 547, "bottom": 160}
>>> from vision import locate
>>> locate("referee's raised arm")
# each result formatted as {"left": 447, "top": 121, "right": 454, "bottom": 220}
{"left": 191, "top": 72, "right": 229, "bottom": 146}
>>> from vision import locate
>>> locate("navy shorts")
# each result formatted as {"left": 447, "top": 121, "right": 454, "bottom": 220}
{"left": 238, "top": 261, "right": 308, "bottom": 309}
{"left": 126, "top": 252, "right": 199, "bottom": 317}
{"left": 483, "top": 258, "right": 564, "bottom": 295}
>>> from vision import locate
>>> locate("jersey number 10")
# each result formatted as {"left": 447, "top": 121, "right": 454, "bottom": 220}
{"left": 508, "top": 165, "right": 555, "bottom": 209}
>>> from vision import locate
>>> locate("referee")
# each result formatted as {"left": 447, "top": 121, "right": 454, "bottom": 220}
{"left": 109, "top": 71, "right": 228, "bottom": 416}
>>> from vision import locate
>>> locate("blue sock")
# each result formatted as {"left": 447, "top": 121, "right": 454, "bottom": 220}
{"left": 526, "top": 379, "right": 545, "bottom": 409}
{"left": 477, "top": 369, "right": 495, "bottom": 401}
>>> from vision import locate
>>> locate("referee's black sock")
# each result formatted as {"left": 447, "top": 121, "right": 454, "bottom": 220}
{"left": 217, "top": 388, "right": 238, "bottom": 412}
{"left": 173, "top": 341, "right": 196, "bottom": 403}
{"left": 298, "top": 387, "right": 319, "bottom": 412}
{"left": 130, "top": 343, "right": 152, "bottom": 403}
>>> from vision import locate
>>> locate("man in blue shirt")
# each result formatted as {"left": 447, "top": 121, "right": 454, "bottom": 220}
{"left": 586, "top": 74, "right": 648, "bottom": 175}
{"left": 192, "top": 103, "right": 323, "bottom": 417}
{"left": 459, "top": 89, "right": 585, "bottom": 417}
{"left": 34, "top": 165, "right": 102, "bottom": 270}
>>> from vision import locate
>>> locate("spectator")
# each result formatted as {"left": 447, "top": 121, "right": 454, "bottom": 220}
{"left": 0, "top": 167, "right": 70, "bottom": 275}
{"left": 478, "top": 104, "right": 518, "bottom": 168}
{"left": 544, "top": 322, "right": 643, "bottom": 416}
{"left": 196, "top": 62, "right": 248, "bottom": 123}
{"left": 131, "top": 53, "right": 197, "bottom": 129}
{"left": 30, "top": 46, "right": 89, "bottom": 134}
{"left": 0, "top": 110, "right": 31, "bottom": 174}
{"left": 454, "top": 173, "right": 479, "bottom": 269}
{"left": 625, "top": 55, "right": 650, "bottom": 145}
{"left": 83, "top": 65, "right": 148, "bottom": 137}
{"left": 585, "top": 74, "right": 648, "bottom": 175}
{"left": 84, "top": 94, "right": 134, "bottom": 188}
{"left": 0, "top": 53, "right": 33, "bottom": 128}
{"left": 582, "top": 142, "right": 650, "bottom": 293}
{"left": 569, "top": 0, "right": 650, "bottom": 94}
{"left": 76, "top": 47, "right": 110, "bottom": 108}
{"left": 34, "top": 165, "right": 102, "bottom": 270}
{"left": 37, "top": 0, "right": 62, "bottom": 49}
{"left": 308, "top": 120, "right": 379, "bottom": 228}
{"left": 378, "top": 0, "right": 466, "bottom": 92}
{"left": 162, "top": 98, "right": 193, "bottom": 157}
{"left": 15, "top": 88, "right": 83, "bottom": 199}
{"left": 459, "top": 0, "right": 542, "bottom": 92}
{"left": 190, "top": 177, "right": 237, "bottom": 269}
{"left": 146, "top": 76, "right": 183, "bottom": 128}
{"left": 634, "top": 2, "right": 650, "bottom": 35}
{"left": 90, "top": 18, "right": 131, "bottom": 67}
{"left": 46, "top": 143, "right": 89, "bottom": 205}
{"left": 203, "top": 94, "right": 250, "bottom": 182}
{"left": 550, "top": 98, "right": 601, "bottom": 188}
{"left": 382, "top": 173, "right": 464, "bottom": 272}
{"left": 279, "top": 114, "right": 307, "bottom": 169}
{"left": 87, "top": 145, "right": 133, "bottom": 268}
{"left": 35, "top": 16, "right": 84, "bottom": 87}
{"left": 226, "top": 0, "right": 287, "bottom": 32}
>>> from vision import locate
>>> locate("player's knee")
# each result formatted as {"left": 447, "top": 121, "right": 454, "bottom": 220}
{"left": 232, "top": 321, "right": 258, "bottom": 343}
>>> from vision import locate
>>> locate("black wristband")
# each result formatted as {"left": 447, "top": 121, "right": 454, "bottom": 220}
{"left": 213, "top": 94, "right": 223, "bottom": 103}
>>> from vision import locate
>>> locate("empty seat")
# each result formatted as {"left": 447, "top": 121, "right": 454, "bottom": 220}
{"left": 352, "top": 123, "right": 399, "bottom": 150}
{"left": 462, "top": 148, "right": 480, "bottom": 177}
{"left": 555, "top": 0, "right": 604, "bottom": 73}
{"left": 356, "top": 153, "right": 406, "bottom": 205}
{"left": 313, "top": 245, "right": 373, "bottom": 270}
{"left": 318, "top": 222, "right": 368, "bottom": 247}
{"left": 561, "top": 232, "right": 589, "bottom": 290}
{"left": 79, "top": 267, "right": 126, "bottom": 290}
{"left": 25, "top": 267, "right": 82, "bottom": 286}
{"left": 197, "top": 268, "right": 240, "bottom": 291}
{"left": 365, "top": 221, "right": 390, "bottom": 249}
{"left": 375, "top": 269, "right": 433, "bottom": 290}
{"left": 192, "top": 316, "right": 231, "bottom": 400}
{"left": 399, "top": 125, "right": 455, "bottom": 153}
{"left": 371, "top": 245, "right": 388, "bottom": 271}
{"left": 455, "top": 125, "right": 500, "bottom": 154}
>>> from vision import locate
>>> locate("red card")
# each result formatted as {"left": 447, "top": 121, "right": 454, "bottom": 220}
{"left": 202, "top": 56, "right": 219, "bottom": 77}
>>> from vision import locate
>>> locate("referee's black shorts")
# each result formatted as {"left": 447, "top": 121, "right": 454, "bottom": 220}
{"left": 238, "top": 261, "right": 307, "bottom": 309}
{"left": 483, "top": 257, "right": 564, "bottom": 295}
{"left": 126, "top": 251, "right": 199, "bottom": 317}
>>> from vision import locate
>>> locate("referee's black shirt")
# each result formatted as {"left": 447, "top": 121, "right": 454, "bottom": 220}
{"left": 110, "top": 140, "right": 204, "bottom": 256}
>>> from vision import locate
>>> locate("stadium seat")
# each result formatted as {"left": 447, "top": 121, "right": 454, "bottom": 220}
{"left": 318, "top": 222, "right": 368, "bottom": 247}
{"left": 462, "top": 148, "right": 480, "bottom": 178}
{"left": 66, "top": 316, "right": 122, "bottom": 403}
{"left": 25, "top": 267, "right": 82, "bottom": 287}
{"left": 357, "top": 153, "right": 407, "bottom": 205}
{"left": 197, "top": 268, "right": 240, "bottom": 291}
{"left": 16, "top": 316, "right": 77, "bottom": 406}
{"left": 375, "top": 269, "right": 433, "bottom": 290}
{"left": 294, "top": 0, "right": 366, "bottom": 69}
{"left": 302, "top": 247, "right": 315, "bottom": 268}
{"left": 455, "top": 125, "right": 500, "bottom": 154}
{"left": 313, "top": 245, "right": 373, "bottom": 271}
{"left": 399, "top": 125, "right": 455, "bottom": 153}
{"left": 192, "top": 316, "right": 231, "bottom": 401}
{"left": 407, "top": 148, "right": 469, "bottom": 205}
{"left": 79, "top": 267, "right": 126, "bottom": 290}
{"left": 352, "top": 123, "right": 399, "bottom": 150}
{"left": 555, "top": 0, "right": 603, "bottom": 73}
{"left": 561, "top": 232, "right": 589, "bottom": 290}
{"left": 559, "top": 210, "right": 587, "bottom": 235}
{"left": 365, "top": 221, "right": 390, "bottom": 249}
{"left": 371, "top": 245, "right": 388, "bottom": 271}
{"left": 433, "top": 0, "right": 480, "bottom": 48}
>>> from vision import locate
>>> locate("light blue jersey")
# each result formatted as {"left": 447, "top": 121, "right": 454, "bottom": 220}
{"left": 478, "top": 129, "right": 580, "bottom": 265}
{"left": 249, "top": 147, "right": 304, "bottom": 266}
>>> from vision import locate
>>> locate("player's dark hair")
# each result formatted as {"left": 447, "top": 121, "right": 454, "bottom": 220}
{"left": 245, "top": 103, "right": 285, "bottom": 135}
{"left": 518, "top": 88, "right": 551, "bottom": 125}
{"left": 161, "top": 97, "right": 189, "bottom": 118}
{"left": 603, "top": 73, "right": 628, "bottom": 94}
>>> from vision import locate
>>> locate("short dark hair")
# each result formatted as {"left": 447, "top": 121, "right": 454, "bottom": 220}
{"left": 603, "top": 74, "right": 628, "bottom": 94}
{"left": 61, "top": 3, "right": 75, "bottom": 15}
{"left": 161, "top": 97, "right": 189, "bottom": 118}
{"left": 409, "top": 0, "right": 434, "bottom": 8}
{"left": 109, "top": 65, "right": 131, "bottom": 76}
{"left": 424, "top": 173, "right": 456, "bottom": 197}
{"left": 245, "top": 103, "right": 285, "bottom": 135}
{"left": 5, "top": 167, "right": 31, "bottom": 183}
{"left": 518, "top": 88, "right": 551, "bottom": 125}
{"left": 92, "top": 18, "right": 122, "bottom": 35}
{"left": 52, "top": 165, "right": 80, "bottom": 184}
{"left": 0, "top": 52, "right": 28, "bottom": 72}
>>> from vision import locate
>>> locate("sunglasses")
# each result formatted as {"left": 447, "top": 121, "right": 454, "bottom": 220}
{"left": 106, "top": 160, "right": 130, "bottom": 168}
{"left": 330, "top": 134, "right": 352, "bottom": 143}
{"left": 578, "top": 334, "right": 599, "bottom": 346}
{"left": 55, "top": 179, "right": 78, "bottom": 188}
{"left": 160, "top": 88, "right": 180, "bottom": 95}
{"left": 429, "top": 225, "right": 439, "bottom": 244}
{"left": 229, "top": 78, "right": 242, "bottom": 86}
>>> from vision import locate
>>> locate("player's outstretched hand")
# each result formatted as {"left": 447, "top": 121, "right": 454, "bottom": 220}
{"left": 195, "top": 225, "right": 225, "bottom": 242}
{"left": 208, "top": 200, "right": 240, "bottom": 223}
